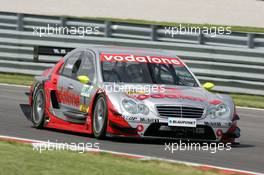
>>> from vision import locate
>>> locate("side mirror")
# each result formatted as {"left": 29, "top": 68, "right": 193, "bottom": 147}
{"left": 202, "top": 82, "right": 215, "bottom": 91}
{"left": 77, "top": 75, "right": 90, "bottom": 84}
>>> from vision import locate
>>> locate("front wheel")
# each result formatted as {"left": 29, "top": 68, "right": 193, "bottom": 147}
{"left": 31, "top": 84, "right": 46, "bottom": 128}
{"left": 92, "top": 94, "right": 108, "bottom": 139}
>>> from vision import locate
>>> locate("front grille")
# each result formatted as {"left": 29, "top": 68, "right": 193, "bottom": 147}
{"left": 156, "top": 106, "right": 204, "bottom": 119}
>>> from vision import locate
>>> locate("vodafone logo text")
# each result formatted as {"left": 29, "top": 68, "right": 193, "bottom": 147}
{"left": 100, "top": 54, "right": 183, "bottom": 66}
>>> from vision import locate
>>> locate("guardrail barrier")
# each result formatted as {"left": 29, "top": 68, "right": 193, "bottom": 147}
{"left": 0, "top": 11, "right": 263, "bottom": 95}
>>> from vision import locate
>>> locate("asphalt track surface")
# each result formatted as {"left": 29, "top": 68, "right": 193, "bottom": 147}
{"left": 0, "top": 84, "right": 264, "bottom": 173}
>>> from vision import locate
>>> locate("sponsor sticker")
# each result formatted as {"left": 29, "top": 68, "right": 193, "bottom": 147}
{"left": 204, "top": 121, "right": 232, "bottom": 128}
{"left": 65, "top": 64, "right": 73, "bottom": 69}
{"left": 168, "top": 117, "right": 197, "bottom": 127}
{"left": 123, "top": 116, "right": 139, "bottom": 121}
{"left": 81, "top": 85, "right": 92, "bottom": 97}
{"left": 123, "top": 116, "right": 160, "bottom": 124}
{"left": 80, "top": 104, "right": 89, "bottom": 113}
{"left": 100, "top": 53, "right": 183, "bottom": 66}
{"left": 140, "top": 117, "right": 159, "bottom": 123}
{"left": 126, "top": 90, "right": 145, "bottom": 95}
{"left": 58, "top": 87, "right": 80, "bottom": 107}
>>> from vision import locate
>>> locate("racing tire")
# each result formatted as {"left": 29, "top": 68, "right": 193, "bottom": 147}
{"left": 31, "top": 84, "right": 46, "bottom": 129}
{"left": 92, "top": 94, "right": 108, "bottom": 139}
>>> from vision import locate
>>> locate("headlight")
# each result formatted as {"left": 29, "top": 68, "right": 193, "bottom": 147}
{"left": 122, "top": 98, "right": 149, "bottom": 115}
{"left": 215, "top": 104, "right": 229, "bottom": 118}
{"left": 207, "top": 103, "right": 230, "bottom": 119}
{"left": 207, "top": 108, "right": 217, "bottom": 119}
{"left": 122, "top": 99, "right": 138, "bottom": 114}
{"left": 138, "top": 104, "right": 149, "bottom": 115}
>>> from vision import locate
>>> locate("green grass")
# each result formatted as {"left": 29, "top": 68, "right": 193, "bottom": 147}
{"left": 0, "top": 73, "right": 263, "bottom": 108}
{"left": 0, "top": 73, "right": 34, "bottom": 86}
{"left": 0, "top": 141, "right": 230, "bottom": 175}
{"left": 64, "top": 15, "right": 264, "bottom": 33}
{"left": 229, "top": 93, "right": 264, "bottom": 109}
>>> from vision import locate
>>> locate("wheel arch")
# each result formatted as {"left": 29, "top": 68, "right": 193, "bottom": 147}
{"left": 90, "top": 90, "right": 108, "bottom": 122}
{"left": 31, "top": 81, "right": 46, "bottom": 105}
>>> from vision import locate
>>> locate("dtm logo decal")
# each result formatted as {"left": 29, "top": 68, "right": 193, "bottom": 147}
{"left": 57, "top": 87, "right": 80, "bottom": 107}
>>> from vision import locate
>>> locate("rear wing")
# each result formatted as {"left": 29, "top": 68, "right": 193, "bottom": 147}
{"left": 33, "top": 46, "right": 74, "bottom": 62}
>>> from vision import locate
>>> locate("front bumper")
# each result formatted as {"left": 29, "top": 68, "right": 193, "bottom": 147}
{"left": 107, "top": 112, "right": 241, "bottom": 142}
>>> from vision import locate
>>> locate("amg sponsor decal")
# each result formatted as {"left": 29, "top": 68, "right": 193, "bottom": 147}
{"left": 100, "top": 53, "right": 183, "bottom": 66}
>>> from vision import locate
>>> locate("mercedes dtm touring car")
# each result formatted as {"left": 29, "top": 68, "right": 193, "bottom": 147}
{"left": 28, "top": 46, "right": 240, "bottom": 143}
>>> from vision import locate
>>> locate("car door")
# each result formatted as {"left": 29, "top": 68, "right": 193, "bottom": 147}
{"left": 76, "top": 51, "right": 96, "bottom": 114}
{"left": 57, "top": 51, "right": 84, "bottom": 114}
{"left": 57, "top": 50, "right": 95, "bottom": 122}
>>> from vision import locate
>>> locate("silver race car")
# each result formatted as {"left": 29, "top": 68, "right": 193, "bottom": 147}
{"left": 29, "top": 45, "right": 240, "bottom": 143}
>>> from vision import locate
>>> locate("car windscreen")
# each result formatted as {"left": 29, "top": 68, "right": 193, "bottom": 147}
{"left": 100, "top": 53, "right": 198, "bottom": 87}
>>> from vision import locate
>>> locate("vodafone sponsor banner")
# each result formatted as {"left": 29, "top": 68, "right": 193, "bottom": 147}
{"left": 100, "top": 53, "right": 183, "bottom": 66}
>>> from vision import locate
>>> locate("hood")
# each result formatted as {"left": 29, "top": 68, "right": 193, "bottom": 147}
{"left": 101, "top": 83, "right": 222, "bottom": 111}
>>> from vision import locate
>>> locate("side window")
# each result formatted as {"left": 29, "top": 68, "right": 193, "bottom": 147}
{"left": 76, "top": 51, "right": 95, "bottom": 81}
{"left": 61, "top": 52, "right": 82, "bottom": 78}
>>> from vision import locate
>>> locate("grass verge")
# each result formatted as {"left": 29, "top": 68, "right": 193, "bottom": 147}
{"left": 0, "top": 141, "right": 232, "bottom": 175}
{"left": 229, "top": 93, "right": 264, "bottom": 109}
{"left": 0, "top": 73, "right": 34, "bottom": 86}
{"left": 0, "top": 73, "right": 263, "bottom": 109}
{"left": 66, "top": 15, "right": 264, "bottom": 33}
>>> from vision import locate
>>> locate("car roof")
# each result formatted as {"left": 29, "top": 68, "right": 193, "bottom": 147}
{"left": 85, "top": 45, "right": 179, "bottom": 58}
